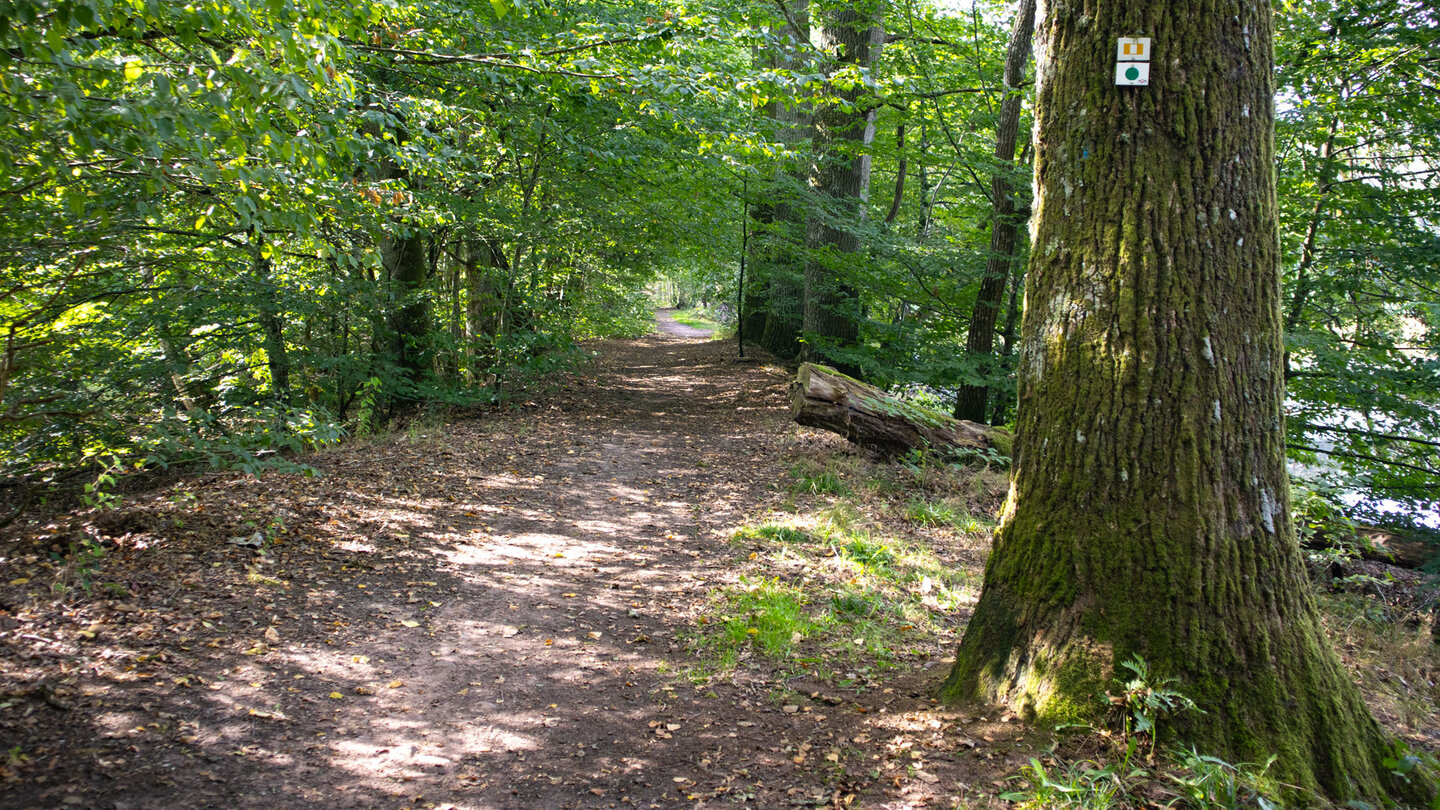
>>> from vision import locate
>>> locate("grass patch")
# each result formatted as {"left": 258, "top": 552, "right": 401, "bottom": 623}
{"left": 903, "top": 496, "right": 970, "bottom": 527}
{"left": 690, "top": 577, "right": 827, "bottom": 671}
{"left": 731, "top": 522, "right": 812, "bottom": 545}
{"left": 695, "top": 512, "right": 983, "bottom": 680}
{"left": 787, "top": 457, "right": 862, "bottom": 497}
{"left": 789, "top": 467, "right": 849, "bottom": 496}
{"left": 688, "top": 446, "right": 1000, "bottom": 686}
{"left": 837, "top": 534, "right": 896, "bottom": 569}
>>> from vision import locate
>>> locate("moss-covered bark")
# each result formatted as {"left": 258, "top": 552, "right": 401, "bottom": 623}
{"left": 940, "top": 0, "right": 1432, "bottom": 803}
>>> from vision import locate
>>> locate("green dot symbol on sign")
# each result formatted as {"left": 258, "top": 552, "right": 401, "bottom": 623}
{"left": 1125, "top": 66, "right": 1140, "bottom": 81}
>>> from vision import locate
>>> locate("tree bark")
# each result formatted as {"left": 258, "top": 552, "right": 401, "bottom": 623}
{"left": 751, "top": 0, "right": 811, "bottom": 360}
{"left": 252, "top": 233, "right": 290, "bottom": 406}
{"left": 364, "top": 112, "right": 432, "bottom": 389}
{"left": 940, "top": 0, "right": 1428, "bottom": 802}
{"left": 954, "top": 0, "right": 1034, "bottom": 422}
{"left": 383, "top": 229, "right": 430, "bottom": 381}
{"left": 791, "top": 363, "right": 1008, "bottom": 458}
{"left": 801, "top": 0, "right": 883, "bottom": 373}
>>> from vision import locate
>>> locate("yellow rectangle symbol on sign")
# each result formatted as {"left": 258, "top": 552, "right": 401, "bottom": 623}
{"left": 1116, "top": 37, "right": 1151, "bottom": 61}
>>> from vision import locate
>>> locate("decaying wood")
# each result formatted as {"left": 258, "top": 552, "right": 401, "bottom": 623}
{"left": 1304, "top": 524, "right": 1438, "bottom": 571}
{"left": 790, "top": 363, "right": 1011, "bottom": 458}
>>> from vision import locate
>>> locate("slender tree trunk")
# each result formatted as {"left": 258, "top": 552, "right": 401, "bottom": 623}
{"left": 915, "top": 120, "right": 934, "bottom": 241}
{"left": 738, "top": 180, "right": 749, "bottom": 357}
{"left": 1282, "top": 115, "right": 1339, "bottom": 381}
{"left": 940, "top": 0, "right": 1427, "bottom": 802}
{"left": 954, "top": 0, "right": 1034, "bottom": 421}
{"left": 250, "top": 233, "right": 291, "bottom": 406}
{"left": 742, "top": 196, "right": 773, "bottom": 345}
{"left": 987, "top": 252, "right": 1023, "bottom": 426}
{"left": 463, "top": 237, "right": 484, "bottom": 379}
{"left": 260, "top": 302, "right": 289, "bottom": 406}
{"left": 156, "top": 326, "right": 202, "bottom": 415}
{"left": 148, "top": 264, "right": 209, "bottom": 415}
{"left": 445, "top": 244, "right": 462, "bottom": 380}
{"left": 884, "top": 122, "right": 907, "bottom": 226}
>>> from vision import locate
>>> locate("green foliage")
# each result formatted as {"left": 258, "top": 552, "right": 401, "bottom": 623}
{"left": 1114, "top": 655, "right": 1201, "bottom": 761}
{"left": 0, "top": 0, "right": 780, "bottom": 497}
{"left": 1002, "top": 659, "right": 1284, "bottom": 809}
{"left": 79, "top": 453, "right": 125, "bottom": 511}
{"left": 1001, "top": 757, "right": 1126, "bottom": 809}
{"left": 1001, "top": 749, "right": 1283, "bottom": 810}
{"left": 1380, "top": 739, "right": 1440, "bottom": 797}
{"left": 1167, "top": 749, "right": 1281, "bottom": 810}
{"left": 1274, "top": 0, "right": 1440, "bottom": 524}
{"left": 55, "top": 536, "right": 108, "bottom": 598}
{"left": 1003, "top": 660, "right": 1276, "bottom": 810}
{"left": 2, "top": 0, "right": 1433, "bottom": 538}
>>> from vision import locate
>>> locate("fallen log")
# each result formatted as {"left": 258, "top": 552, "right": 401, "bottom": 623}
{"left": 790, "top": 363, "right": 1012, "bottom": 460}
{"left": 1303, "top": 524, "right": 1439, "bottom": 571}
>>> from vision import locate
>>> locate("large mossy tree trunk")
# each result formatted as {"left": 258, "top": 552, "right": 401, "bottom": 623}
{"left": 939, "top": 0, "right": 1428, "bottom": 803}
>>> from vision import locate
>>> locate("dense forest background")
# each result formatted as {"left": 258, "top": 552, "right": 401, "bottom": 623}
{"left": 2, "top": 0, "right": 1437, "bottom": 536}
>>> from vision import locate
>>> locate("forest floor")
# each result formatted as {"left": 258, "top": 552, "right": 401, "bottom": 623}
{"left": 2, "top": 319, "right": 1438, "bottom": 810}
{"left": 0, "top": 321, "right": 1033, "bottom": 810}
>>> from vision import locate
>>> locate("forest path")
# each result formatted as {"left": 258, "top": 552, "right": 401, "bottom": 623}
{"left": 1, "top": 333, "right": 1024, "bottom": 809}
{"left": 653, "top": 308, "right": 715, "bottom": 339}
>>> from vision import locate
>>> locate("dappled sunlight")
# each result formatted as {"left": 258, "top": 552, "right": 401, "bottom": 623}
{"left": 0, "top": 335, "right": 1013, "bottom": 808}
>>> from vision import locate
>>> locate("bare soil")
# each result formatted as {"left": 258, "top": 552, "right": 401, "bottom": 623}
{"left": 0, "top": 328, "right": 1029, "bottom": 810}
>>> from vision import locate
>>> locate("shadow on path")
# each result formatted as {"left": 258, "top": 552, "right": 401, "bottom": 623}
{"left": 0, "top": 335, "right": 1022, "bottom": 810}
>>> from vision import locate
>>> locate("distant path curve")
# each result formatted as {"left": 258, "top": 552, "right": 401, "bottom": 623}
{"left": 654, "top": 307, "right": 714, "bottom": 339}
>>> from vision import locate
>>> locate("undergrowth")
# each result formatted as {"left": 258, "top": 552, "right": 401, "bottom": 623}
{"left": 698, "top": 442, "right": 1440, "bottom": 808}
{"left": 684, "top": 448, "right": 1003, "bottom": 685}
{"left": 1004, "top": 656, "right": 1285, "bottom": 809}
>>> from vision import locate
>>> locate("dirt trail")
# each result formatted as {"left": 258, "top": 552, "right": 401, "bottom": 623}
{"left": 0, "top": 325, "right": 1024, "bottom": 809}
{"left": 653, "top": 309, "right": 714, "bottom": 339}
